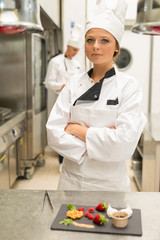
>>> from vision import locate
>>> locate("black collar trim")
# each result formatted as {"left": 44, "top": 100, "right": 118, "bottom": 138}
{"left": 87, "top": 67, "right": 115, "bottom": 79}
{"left": 73, "top": 67, "right": 115, "bottom": 106}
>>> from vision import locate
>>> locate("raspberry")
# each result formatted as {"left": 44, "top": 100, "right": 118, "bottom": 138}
{"left": 88, "top": 213, "right": 94, "bottom": 220}
{"left": 78, "top": 207, "right": 84, "bottom": 212}
{"left": 84, "top": 211, "right": 89, "bottom": 217}
{"left": 88, "top": 207, "right": 94, "bottom": 213}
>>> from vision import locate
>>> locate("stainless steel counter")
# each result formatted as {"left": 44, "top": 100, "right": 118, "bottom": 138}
{"left": 0, "top": 190, "right": 160, "bottom": 240}
{"left": 0, "top": 111, "right": 26, "bottom": 137}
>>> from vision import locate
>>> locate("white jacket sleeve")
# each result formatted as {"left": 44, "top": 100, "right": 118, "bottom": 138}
{"left": 44, "top": 59, "right": 65, "bottom": 93}
{"left": 86, "top": 81, "right": 147, "bottom": 163}
{"left": 46, "top": 82, "right": 87, "bottom": 164}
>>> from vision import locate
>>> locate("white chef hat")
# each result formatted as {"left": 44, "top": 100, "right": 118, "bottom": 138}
{"left": 85, "top": 0, "right": 127, "bottom": 43}
{"left": 67, "top": 24, "right": 83, "bottom": 49}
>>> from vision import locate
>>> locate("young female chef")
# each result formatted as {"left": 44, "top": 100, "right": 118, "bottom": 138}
{"left": 46, "top": 0, "right": 147, "bottom": 191}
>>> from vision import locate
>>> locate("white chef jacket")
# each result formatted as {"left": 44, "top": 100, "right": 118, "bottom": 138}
{"left": 46, "top": 66, "right": 147, "bottom": 191}
{"left": 44, "top": 53, "right": 81, "bottom": 95}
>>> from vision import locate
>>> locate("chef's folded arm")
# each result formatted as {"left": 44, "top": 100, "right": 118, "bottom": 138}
{"left": 86, "top": 87, "right": 146, "bottom": 163}
{"left": 47, "top": 125, "right": 87, "bottom": 164}
{"left": 46, "top": 84, "right": 87, "bottom": 164}
{"left": 64, "top": 123, "right": 88, "bottom": 142}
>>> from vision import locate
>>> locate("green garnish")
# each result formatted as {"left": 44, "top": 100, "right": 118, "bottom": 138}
{"left": 59, "top": 219, "right": 73, "bottom": 225}
{"left": 67, "top": 204, "right": 76, "bottom": 210}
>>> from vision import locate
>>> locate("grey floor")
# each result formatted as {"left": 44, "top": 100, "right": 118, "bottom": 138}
{"left": 12, "top": 146, "right": 138, "bottom": 192}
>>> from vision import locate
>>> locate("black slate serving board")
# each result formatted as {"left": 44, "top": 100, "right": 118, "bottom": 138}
{"left": 51, "top": 204, "right": 142, "bottom": 236}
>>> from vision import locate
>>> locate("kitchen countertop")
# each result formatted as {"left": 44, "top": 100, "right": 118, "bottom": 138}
{"left": 0, "top": 190, "right": 160, "bottom": 240}
{"left": 0, "top": 111, "right": 26, "bottom": 136}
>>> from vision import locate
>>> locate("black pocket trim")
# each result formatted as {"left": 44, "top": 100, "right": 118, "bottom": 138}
{"left": 107, "top": 98, "right": 119, "bottom": 105}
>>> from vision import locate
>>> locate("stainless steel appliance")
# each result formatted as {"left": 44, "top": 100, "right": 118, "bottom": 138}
{"left": 25, "top": 33, "right": 47, "bottom": 178}
{"left": 0, "top": 0, "right": 43, "bottom": 34}
{"left": 132, "top": 0, "right": 160, "bottom": 35}
{"left": 0, "top": 107, "right": 13, "bottom": 121}
{"left": 0, "top": 32, "right": 47, "bottom": 180}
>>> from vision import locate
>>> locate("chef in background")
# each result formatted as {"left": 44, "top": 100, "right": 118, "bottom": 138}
{"left": 45, "top": 24, "right": 83, "bottom": 172}
{"left": 46, "top": 0, "right": 147, "bottom": 191}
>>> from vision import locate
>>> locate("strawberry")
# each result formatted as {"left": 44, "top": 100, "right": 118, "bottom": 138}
{"left": 88, "top": 213, "right": 94, "bottom": 220}
{"left": 93, "top": 214, "right": 109, "bottom": 225}
{"left": 88, "top": 207, "right": 94, "bottom": 213}
{"left": 84, "top": 211, "right": 89, "bottom": 217}
{"left": 96, "top": 201, "right": 107, "bottom": 211}
{"left": 78, "top": 207, "right": 84, "bottom": 212}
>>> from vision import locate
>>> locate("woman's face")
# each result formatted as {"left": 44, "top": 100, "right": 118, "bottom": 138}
{"left": 85, "top": 28, "right": 117, "bottom": 67}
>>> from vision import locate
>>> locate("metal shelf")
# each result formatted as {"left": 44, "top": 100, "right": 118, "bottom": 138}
{"left": 133, "top": 169, "right": 142, "bottom": 191}
{"left": 136, "top": 133, "right": 144, "bottom": 157}
{"left": 136, "top": 146, "right": 143, "bottom": 158}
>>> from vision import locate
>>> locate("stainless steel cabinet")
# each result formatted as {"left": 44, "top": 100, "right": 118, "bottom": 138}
{"left": 8, "top": 144, "right": 17, "bottom": 188}
{"left": 0, "top": 151, "right": 9, "bottom": 189}
{"left": 17, "top": 133, "right": 27, "bottom": 177}
{"left": 0, "top": 115, "right": 25, "bottom": 189}
{"left": 0, "top": 137, "right": 23, "bottom": 189}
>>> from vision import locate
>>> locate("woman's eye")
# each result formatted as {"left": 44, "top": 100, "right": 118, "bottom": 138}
{"left": 86, "top": 39, "right": 94, "bottom": 43}
{"left": 102, "top": 39, "right": 109, "bottom": 44}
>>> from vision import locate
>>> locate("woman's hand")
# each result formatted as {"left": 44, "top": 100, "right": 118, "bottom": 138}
{"left": 65, "top": 123, "right": 88, "bottom": 142}
{"left": 61, "top": 84, "right": 66, "bottom": 91}
{"left": 65, "top": 123, "right": 116, "bottom": 142}
{"left": 109, "top": 126, "right": 116, "bottom": 130}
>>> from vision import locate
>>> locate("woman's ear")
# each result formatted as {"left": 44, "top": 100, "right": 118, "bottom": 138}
{"left": 113, "top": 49, "right": 119, "bottom": 58}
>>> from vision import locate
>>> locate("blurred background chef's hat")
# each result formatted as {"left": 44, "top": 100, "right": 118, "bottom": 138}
{"left": 67, "top": 24, "right": 83, "bottom": 49}
{"left": 85, "top": 0, "right": 127, "bottom": 43}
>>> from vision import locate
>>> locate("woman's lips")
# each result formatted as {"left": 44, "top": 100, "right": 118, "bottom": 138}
{"left": 91, "top": 53, "right": 102, "bottom": 57}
